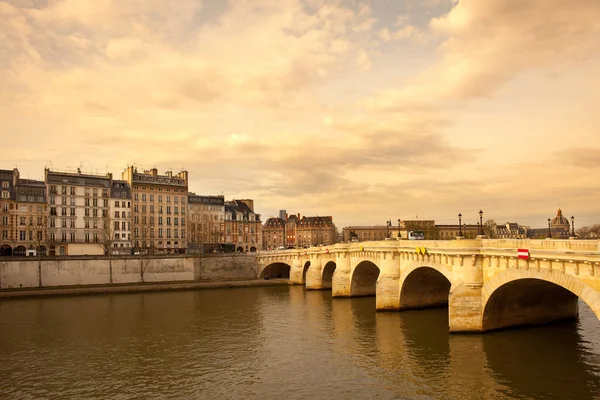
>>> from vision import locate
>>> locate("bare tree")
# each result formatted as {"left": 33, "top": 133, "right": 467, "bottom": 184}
{"left": 100, "top": 216, "right": 116, "bottom": 284}
{"left": 483, "top": 219, "right": 497, "bottom": 239}
{"left": 134, "top": 221, "right": 153, "bottom": 283}
{"left": 30, "top": 210, "right": 47, "bottom": 288}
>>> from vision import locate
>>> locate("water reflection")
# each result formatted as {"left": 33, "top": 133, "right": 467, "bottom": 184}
{"left": 1, "top": 288, "right": 599, "bottom": 400}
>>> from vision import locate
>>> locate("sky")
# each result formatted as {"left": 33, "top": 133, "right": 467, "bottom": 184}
{"left": 1, "top": 0, "right": 600, "bottom": 229}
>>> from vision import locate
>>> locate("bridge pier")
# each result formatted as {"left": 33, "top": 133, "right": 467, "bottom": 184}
{"left": 376, "top": 252, "right": 400, "bottom": 311}
{"left": 306, "top": 258, "right": 325, "bottom": 290}
{"left": 332, "top": 253, "right": 351, "bottom": 297}
{"left": 289, "top": 258, "right": 304, "bottom": 285}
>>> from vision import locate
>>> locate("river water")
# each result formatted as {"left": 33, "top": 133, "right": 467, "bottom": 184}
{"left": 1, "top": 286, "right": 600, "bottom": 400}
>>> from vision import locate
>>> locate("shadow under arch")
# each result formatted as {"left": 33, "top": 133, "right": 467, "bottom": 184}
{"left": 350, "top": 261, "right": 380, "bottom": 297}
{"left": 482, "top": 301, "right": 600, "bottom": 399}
{"left": 302, "top": 261, "right": 311, "bottom": 284}
{"left": 322, "top": 261, "right": 336, "bottom": 289}
{"left": 482, "top": 275, "right": 595, "bottom": 332}
{"left": 260, "top": 262, "right": 291, "bottom": 280}
{"left": 400, "top": 266, "right": 451, "bottom": 310}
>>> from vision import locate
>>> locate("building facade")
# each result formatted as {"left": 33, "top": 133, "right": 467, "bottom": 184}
{"left": 110, "top": 180, "right": 132, "bottom": 254}
{"left": 45, "top": 168, "right": 112, "bottom": 256}
{"left": 296, "top": 216, "right": 336, "bottom": 248}
{"left": 224, "top": 200, "right": 261, "bottom": 252}
{"left": 188, "top": 194, "right": 225, "bottom": 253}
{"left": 122, "top": 167, "right": 188, "bottom": 254}
{"left": 262, "top": 217, "right": 286, "bottom": 250}
{"left": 0, "top": 169, "right": 48, "bottom": 256}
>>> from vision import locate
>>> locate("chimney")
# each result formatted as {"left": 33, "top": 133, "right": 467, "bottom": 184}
{"left": 151, "top": 168, "right": 158, "bottom": 177}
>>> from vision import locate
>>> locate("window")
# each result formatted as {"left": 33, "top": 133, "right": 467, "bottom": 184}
{"left": 174, "top": 217, "right": 178, "bottom": 226}
{"left": 121, "top": 211, "right": 125, "bottom": 218}
{"left": 93, "top": 209, "right": 98, "bottom": 217}
{"left": 70, "top": 207, "right": 75, "bottom": 216}
{"left": 142, "top": 205, "right": 146, "bottom": 213}
{"left": 1, "top": 191, "right": 9, "bottom": 199}
{"left": 93, "top": 189, "right": 98, "bottom": 197}
{"left": 174, "top": 229, "right": 179, "bottom": 238}
{"left": 181, "top": 217, "right": 185, "bottom": 226}
{"left": 181, "top": 207, "right": 185, "bottom": 215}
{"left": 50, "top": 218, "right": 55, "bottom": 227}
{"left": 103, "top": 199, "right": 108, "bottom": 207}
{"left": 62, "top": 207, "right": 67, "bottom": 216}
{"left": 150, "top": 194, "right": 154, "bottom": 201}
{"left": 85, "top": 198, "right": 90, "bottom": 206}
{"left": 159, "top": 205, "right": 163, "bottom": 213}
{"left": 158, "top": 228, "right": 163, "bottom": 238}
{"left": 50, "top": 195, "right": 55, "bottom": 205}
{"left": 85, "top": 208, "right": 90, "bottom": 217}
{"left": 150, "top": 216, "right": 154, "bottom": 224}
{"left": 158, "top": 217, "right": 163, "bottom": 226}
{"left": 167, "top": 217, "right": 171, "bottom": 225}
{"left": 70, "top": 197, "right": 75, "bottom": 206}
{"left": 85, "top": 188, "right": 90, "bottom": 197}
{"left": 85, "top": 232, "right": 90, "bottom": 242}
{"left": 134, "top": 193, "right": 139, "bottom": 201}
{"left": 93, "top": 198, "right": 98, "bottom": 207}
{"left": 142, "top": 194, "right": 147, "bottom": 201}
{"left": 122, "top": 221, "right": 126, "bottom": 230}
{"left": 180, "top": 197, "right": 186, "bottom": 204}
{"left": 49, "top": 232, "right": 55, "bottom": 242}
{"left": 150, "top": 205, "right": 154, "bottom": 213}
{"left": 19, "top": 217, "right": 25, "bottom": 225}
{"left": 167, "top": 196, "right": 171, "bottom": 203}
{"left": 1, "top": 181, "right": 8, "bottom": 188}
{"left": 115, "top": 211, "right": 119, "bottom": 218}
{"left": 93, "top": 219, "right": 98, "bottom": 229}
{"left": 102, "top": 210, "right": 107, "bottom": 218}
{"left": 93, "top": 233, "right": 98, "bottom": 243}
{"left": 115, "top": 201, "right": 119, "bottom": 207}
{"left": 174, "top": 196, "right": 178, "bottom": 204}
{"left": 134, "top": 205, "right": 138, "bottom": 212}
{"left": 181, "top": 229, "right": 185, "bottom": 238}
{"left": 167, "top": 206, "right": 171, "bottom": 214}
{"left": 70, "top": 219, "right": 75, "bottom": 228}
{"left": 114, "top": 221, "right": 119, "bottom": 231}
{"left": 167, "top": 228, "right": 171, "bottom": 238}
{"left": 174, "top": 206, "right": 178, "bottom": 215}
{"left": 19, "top": 230, "right": 26, "bottom": 241}
{"left": 61, "top": 186, "right": 67, "bottom": 195}
{"left": 121, "top": 201, "right": 126, "bottom": 208}
{"left": 102, "top": 189, "right": 108, "bottom": 198}
{"left": 85, "top": 219, "right": 90, "bottom": 228}
{"left": 158, "top": 195, "right": 163, "bottom": 202}
{"left": 61, "top": 232, "right": 67, "bottom": 242}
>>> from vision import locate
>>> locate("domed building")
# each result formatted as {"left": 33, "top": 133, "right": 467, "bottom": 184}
{"left": 551, "top": 208, "right": 570, "bottom": 230}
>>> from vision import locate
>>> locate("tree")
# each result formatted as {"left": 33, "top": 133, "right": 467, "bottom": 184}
{"left": 577, "top": 225, "right": 600, "bottom": 239}
{"left": 100, "top": 216, "right": 116, "bottom": 284}
{"left": 134, "top": 221, "right": 153, "bottom": 283}
{"left": 30, "top": 209, "right": 48, "bottom": 288}
{"left": 483, "top": 220, "right": 497, "bottom": 239}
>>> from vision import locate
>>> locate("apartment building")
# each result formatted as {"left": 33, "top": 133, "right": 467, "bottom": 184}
{"left": 188, "top": 194, "right": 225, "bottom": 252}
{"left": 122, "top": 166, "right": 188, "bottom": 254}
{"left": 110, "top": 180, "right": 132, "bottom": 254}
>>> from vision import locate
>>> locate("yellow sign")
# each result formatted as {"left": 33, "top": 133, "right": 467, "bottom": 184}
{"left": 415, "top": 247, "right": 427, "bottom": 255}
{"left": 359, "top": 246, "right": 364, "bottom": 252}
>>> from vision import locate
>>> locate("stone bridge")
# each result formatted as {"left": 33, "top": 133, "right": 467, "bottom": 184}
{"left": 256, "top": 239, "right": 600, "bottom": 333}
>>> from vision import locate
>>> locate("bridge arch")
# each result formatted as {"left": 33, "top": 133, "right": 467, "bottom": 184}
{"left": 0, "top": 244, "right": 12, "bottom": 256}
{"left": 302, "top": 261, "right": 311, "bottom": 284}
{"left": 322, "top": 261, "right": 336, "bottom": 289}
{"left": 350, "top": 260, "right": 380, "bottom": 297}
{"left": 399, "top": 266, "right": 452, "bottom": 310}
{"left": 260, "top": 262, "right": 291, "bottom": 280}
{"left": 481, "top": 269, "right": 600, "bottom": 332}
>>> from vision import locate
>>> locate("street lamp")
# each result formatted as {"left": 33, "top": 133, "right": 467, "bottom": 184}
{"left": 397, "top": 219, "right": 401, "bottom": 238}
{"left": 458, "top": 213, "right": 463, "bottom": 237}
{"left": 547, "top": 218, "right": 552, "bottom": 239}
{"left": 478, "top": 210, "right": 484, "bottom": 236}
{"left": 571, "top": 216, "right": 575, "bottom": 237}
{"left": 386, "top": 219, "right": 391, "bottom": 238}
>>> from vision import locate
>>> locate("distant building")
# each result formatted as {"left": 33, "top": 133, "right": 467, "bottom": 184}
{"left": 263, "top": 213, "right": 337, "bottom": 250}
{"left": 0, "top": 169, "right": 48, "bottom": 256}
{"left": 224, "top": 199, "right": 261, "bottom": 252}
{"left": 110, "top": 180, "right": 132, "bottom": 254}
{"left": 122, "top": 166, "right": 188, "bottom": 254}
{"left": 527, "top": 208, "right": 572, "bottom": 239}
{"left": 45, "top": 168, "right": 111, "bottom": 256}
{"left": 188, "top": 194, "right": 225, "bottom": 253}
{"left": 263, "top": 217, "right": 286, "bottom": 250}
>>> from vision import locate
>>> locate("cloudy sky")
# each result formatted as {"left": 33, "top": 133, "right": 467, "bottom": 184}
{"left": 2, "top": 0, "right": 599, "bottom": 228}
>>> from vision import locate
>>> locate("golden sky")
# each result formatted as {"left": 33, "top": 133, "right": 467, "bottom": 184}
{"left": 1, "top": 0, "right": 599, "bottom": 228}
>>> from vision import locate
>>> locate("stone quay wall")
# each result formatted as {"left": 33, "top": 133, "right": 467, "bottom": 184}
{"left": 0, "top": 254, "right": 258, "bottom": 290}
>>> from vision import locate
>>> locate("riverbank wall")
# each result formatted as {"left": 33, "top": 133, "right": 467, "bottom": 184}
{"left": 0, "top": 254, "right": 258, "bottom": 290}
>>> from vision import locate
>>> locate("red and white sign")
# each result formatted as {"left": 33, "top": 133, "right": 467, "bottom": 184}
{"left": 518, "top": 249, "right": 529, "bottom": 260}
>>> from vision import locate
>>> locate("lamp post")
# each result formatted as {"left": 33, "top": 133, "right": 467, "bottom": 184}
{"left": 458, "top": 213, "right": 463, "bottom": 237}
{"left": 571, "top": 216, "right": 575, "bottom": 238}
{"left": 397, "top": 219, "right": 401, "bottom": 238}
{"left": 386, "top": 219, "right": 391, "bottom": 239}
{"left": 547, "top": 218, "right": 552, "bottom": 239}
{"left": 478, "top": 210, "right": 484, "bottom": 236}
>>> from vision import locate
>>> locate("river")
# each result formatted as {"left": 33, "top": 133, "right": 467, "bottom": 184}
{"left": 1, "top": 286, "right": 600, "bottom": 399}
